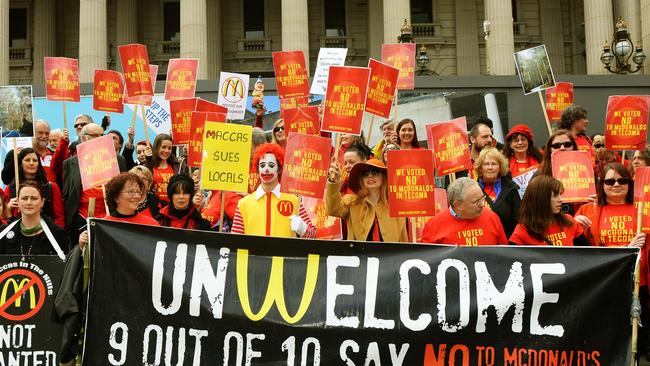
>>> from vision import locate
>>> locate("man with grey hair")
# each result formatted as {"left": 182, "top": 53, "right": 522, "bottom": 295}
{"left": 371, "top": 119, "right": 395, "bottom": 158}
{"left": 421, "top": 177, "right": 507, "bottom": 245}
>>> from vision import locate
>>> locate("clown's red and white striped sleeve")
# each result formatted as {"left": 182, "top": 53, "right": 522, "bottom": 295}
{"left": 298, "top": 203, "right": 316, "bottom": 238}
{"left": 231, "top": 207, "right": 245, "bottom": 234}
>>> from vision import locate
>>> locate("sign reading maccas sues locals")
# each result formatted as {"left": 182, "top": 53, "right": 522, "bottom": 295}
{"left": 45, "top": 57, "right": 80, "bottom": 102}
{"left": 188, "top": 111, "right": 227, "bottom": 168}
{"left": 200, "top": 121, "right": 252, "bottom": 192}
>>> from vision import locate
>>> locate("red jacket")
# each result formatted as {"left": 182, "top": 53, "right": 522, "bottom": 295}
{"left": 158, "top": 206, "right": 211, "bottom": 231}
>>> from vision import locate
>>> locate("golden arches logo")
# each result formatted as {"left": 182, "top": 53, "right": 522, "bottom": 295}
{"left": 1, "top": 278, "right": 36, "bottom": 309}
{"left": 222, "top": 77, "right": 245, "bottom": 102}
{"left": 236, "top": 249, "right": 319, "bottom": 324}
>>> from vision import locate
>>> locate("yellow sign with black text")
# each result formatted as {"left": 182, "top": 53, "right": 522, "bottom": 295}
{"left": 200, "top": 121, "right": 252, "bottom": 192}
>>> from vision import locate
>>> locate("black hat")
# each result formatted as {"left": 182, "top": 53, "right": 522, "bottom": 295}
{"left": 167, "top": 174, "right": 195, "bottom": 200}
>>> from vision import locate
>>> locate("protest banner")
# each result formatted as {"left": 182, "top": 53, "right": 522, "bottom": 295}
{"left": 322, "top": 66, "right": 370, "bottom": 135}
{"left": 272, "top": 50, "right": 310, "bottom": 98}
{"left": 387, "top": 149, "right": 436, "bottom": 217}
{"left": 124, "top": 65, "right": 157, "bottom": 112}
{"left": 217, "top": 72, "right": 250, "bottom": 120}
{"left": 44, "top": 57, "right": 80, "bottom": 102}
{"left": 93, "top": 70, "right": 125, "bottom": 113}
{"left": 414, "top": 188, "right": 448, "bottom": 242}
{"left": 426, "top": 117, "right": 473, "bottom": 176}
{"left": 84, "top": 219, "right": 637, "bottom": 365}
{"left": 196, "top": 98, "right": 228, "bottom": 114}
{"left": 545, "top": 82, "right": 573, "bottom": 121}
{"left": 0, "top": 255, "right": 64, "bottom": 365}
{"left": 279, "top": 96, "right": 309, "bottom": 118}
{"left": 200, "top": 121, "right": 252, "bottom": 192}
{"left": 77, "top": 135, "right": 121, "bottom": 191}
{"left": 381, "top": 43, "right": 415, "bottom": 90}
{"left": 283, "top": 106, "right": 320, "bottom": 136}
{"left": 605, "top": 95, "right": 649, "bottom": 151}
{"left": 118, "top": 44, "right": 154, "bottom": 98}
{"left": 169, "top": 98, "right": 197, "bottom": 145}
{"left": 634, "top": 167, "right": 650, "bottom": 233}
{"left": 310, "top": 48, "right": 348, "bottom": 95}
{"left": 188, "top": 111, "right": 227, "bottom": 167}
{"left": 513, "top": 166, "right": 538, "bottom": 198}
{"left": 280, "top": 134, "right": 331, "bottom": 198}
{"left": 365, "top": 59, "right": 399, "bottom": 119}
{"left": 164, "top": 58, "right": 199, "bottom": 100}
{"left": 552, "top": 151, "right": 596, "bottom": 202}
{"left": 302, "top": 194, "right": 343, "bottom": 240}
{"left": 513, "top": 45, "right": 556, "bottom": 95}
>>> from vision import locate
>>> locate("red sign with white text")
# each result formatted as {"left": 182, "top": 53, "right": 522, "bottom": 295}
{"left": 387, "top": 149, "right": 437, "bottom": 217}
{"left": 545, "top": 82, "right": 573, "bottom": 121}
{"left": 93, "top": 70, "right": 124, "bottom": 113}
{"left": 322, "top": 66, "right": 370, "bottom": 135}
{"left": 45, "top": 57, "right": 80, "bottom": 102}
{"left": 381, "top": 43, "right": 416, "bottom": 90}
{"left": 365, "top": 59, "right": 399, "bottom": 118}
{"left": 552, "top": 151, "right": 596, "bottom": 202}
{"left": 414, "top": 188, "right": 448, "bottom": 242}
{"left": 118, "top": 44, "right": 154, "bottom": 98}
{"left": 165, "top": 58, "right": 199, "bottom": 100}
{"left": 605, "top": 95, "right": 649, "bottom": 151}
{"left": 77, "top": 135, "right": 120, "bottom": 191}
{"left": 188, "top": 111, "right": 227, "bottom": 167}
{"left": 124, "top": 65, "right": 157, "bottom": 106}
{"left": 279, "top": 96, "right": 310, "bottom": 118}
{"left": 284, "top": 106, "right": 320, "bottom": 136}
{"left": 273, "top": 50, "right": 310, "bottom": 99}
{"left": 170, "top": 98, "right": 197, "bottom": 145}
{"left": 634, "top": 167, "right": 650, "bottom": 233}
{"left": 196, "top": 98, "right": 228, "bottom": 114}
{"left": 280, "top": 134, "right": 332, "bottom": 199}
{"left": 302, "top": 195, "right": 343, "bottom": 240}
{"left": 426, "top": 117, "right": 473, "bottom": 176}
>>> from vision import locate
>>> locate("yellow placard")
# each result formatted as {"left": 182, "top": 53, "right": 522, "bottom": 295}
{"left": 200, "top": 121, "right": 252, "bottom": 192}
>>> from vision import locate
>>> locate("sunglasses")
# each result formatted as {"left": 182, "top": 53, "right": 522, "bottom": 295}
{"left": 550, "top": 142, "right": 573, "bottom": 149}
{"left": 361, "top": 169, "right": 382, "bottom": 178}
{"left": 603, "top": 178, "right": 630, "bottom": 186}
{"left": 273, "top": 126, "right": 285, "bottom": 133}
{"left": 74, "top": 122, "right": 88, "bottom": 129}
{"left": 593, "top": 143, "right": 605, "bottom": 149}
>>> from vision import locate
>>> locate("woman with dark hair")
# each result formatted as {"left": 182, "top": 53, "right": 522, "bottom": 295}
{"left": 103, "top": 173, "right": 160, "bottom": 225}
{"left": 158, "top": 174, "right": 210, "bottom": 230}
{"left": 4, "top": 147, "right": 65, "bottom": 228}
{"left": 145, "top": 133, "right": 188, "bottom": 203}
{"left": 574, "top": 163, "right": 646, "bottom": 247}
{"left": 340, "top": 142, "right": 372, "bottom": 194}
{"left": 502, "top": 124, "right": 543, "bottom": 176}
{"left": 396, "top": 119, "right": 422, "bottom": 150}
{"left": 509, "top": 176, "right": 588, "bottom": 246}
{"left": 536, "top": 129, "right": 578, "bottom": 177}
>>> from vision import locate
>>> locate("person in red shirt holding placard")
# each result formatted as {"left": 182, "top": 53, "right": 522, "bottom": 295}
{"left": 421, "top": 177, "right": 507, "bottom": 246}
{"left": 396, "top": 119, "right": 424, "bottom": 150}
{"left": 502, "top": 124, "right": 542, "bottom": 177}
{"left": 145, "top": 134, "right": 188, "bottom": 203}
{"left": 559, "top": 105, "right": 597, "bottom": 168}
{"left": 509, "top": 176, "right": 588, "bottom": 246}
{"left": 632, "top": 146, "right": 650, "bottom": 177}
{"left": 537, "top": 129, "right": 578, "bottom": 177}
{"left": 574, "top": 163, "right": 646, "bottom": 247}
{"left": 103, "top": 173, "right": 160, "bottom": 226}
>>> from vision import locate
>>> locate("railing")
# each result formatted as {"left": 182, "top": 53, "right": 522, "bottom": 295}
{"left": 318, "top": 36, "right": 352, "bottom": 49}
{"left": 412, "top": 23, "right": 442, "bottom": 38}
{"left": 9, "top": 47, "right": 30, "bottom": 61}
{"left": 237, "top": 38, "right": 272, "bottom": 52}
{"left": 156, "top": 41, "right": 180, "bottom": 58}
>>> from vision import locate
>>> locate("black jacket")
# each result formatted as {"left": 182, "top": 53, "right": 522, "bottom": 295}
{"left": 52, "top": 245, "right": 83, "bottom": 363}
{"left": 480, "top": 175, "right": 522, "bottom": 238}
{"left": 0, "top": 216, "right": 70, "bottom": 254}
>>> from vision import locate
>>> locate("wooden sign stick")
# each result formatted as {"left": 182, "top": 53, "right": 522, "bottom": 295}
{"left": 140, "top": 104, "right": 151, "bottom": 146}
{"left": 537, "top": 91, "right": 553, "bottom": 135}
{"left": 63, "top": 101, "right": 68, "bottom": 130}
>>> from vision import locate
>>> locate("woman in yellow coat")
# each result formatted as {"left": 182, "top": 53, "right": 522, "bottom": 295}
{"left": 326, "top": 158, "right": 408, "bottom": 242}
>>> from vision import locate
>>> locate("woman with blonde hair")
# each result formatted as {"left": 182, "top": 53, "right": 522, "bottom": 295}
{"left": 271, "top": 119, "right": 286, "bottom": 147}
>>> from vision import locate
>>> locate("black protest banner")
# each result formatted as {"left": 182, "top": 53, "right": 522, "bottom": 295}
{"left": 84, "top": 219, "right": 637, "bottom": 365}
{"left": 0, "top": 255, "right": 65, "bottom": 365}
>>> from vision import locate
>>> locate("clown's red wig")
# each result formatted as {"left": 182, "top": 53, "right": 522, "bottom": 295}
{"left": 252, "top": 143, "right": 285, "bottom": 176}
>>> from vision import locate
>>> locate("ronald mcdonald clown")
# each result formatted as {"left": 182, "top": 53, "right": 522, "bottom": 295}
{"left": 231, "top": 143, "right": 316, "bottom": 238}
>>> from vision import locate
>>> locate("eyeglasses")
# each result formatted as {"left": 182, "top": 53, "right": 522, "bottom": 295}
{"left": 74, "top": 122, "right": 88, "bottom": 129}
{"left": 470, "top": 195, "right": 486, "bottom": 207}
{"left": 550, "top": 142, "right": 573, "bottom": 149}
{"left": 511, "top": 137, "right": 528, "bottom": 144}
{"left": 121, "top": 190, "right": 143, "bottom": 197}
{"left": 273, "top": 126, "right": 285, "bottom": 133}
{"left": 603, "top": 178, "right": 630, "bottom": 186}
{"left": 593, "top": 143, "right": 605, "bottom": 149}
{"left": 361, "top": 169, "right": 382, "bottom": 178}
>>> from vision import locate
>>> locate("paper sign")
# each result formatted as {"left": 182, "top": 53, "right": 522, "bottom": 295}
{"left": 217, "top": 72, "right": 250, "bottom": 120}
{"left": 272, "top": 50, "right": 310, "bottom": 98}
{"left": 169, "top": 98, "right": 197, "bottom": 145}
{"left": 605, "top": 95, "right": 649, "bottom": 151}
{"left": 44, "top": 57, "right": 80, "bottom": 102}
{"left": 545, "top": 82, "right": 573, "bottom": 121}
{"left": 321, "top": 66, "right": 371, "bottom": 135}
{"left": 280, "top": 134, "right": 332, "bottom": 199}
{"left": 552, "top": 151, "right": 596, "bottom": 202}
{"left": 634, "top": 167, "right": 650, "bottom": 233}
{"left": 426, "top": 117, "right": 473, "bottom": 176}
{"left": 283, "top": 106, "right": 320, "bottom": 136}
{"left": 279, "top": 96, "right": 309, "bottom": 118}
{"left": 124, "top": 65, "right": 157, "bottom": 106}
{"left": 196, "top": 98, "right": 228, "bottom": 114}
{"left": 513, "top": 167, "right": 538, "bottom": 199}
{"left": 77, "top": 135, "right": 120, "bottom": 191}
{"left": 164, "top": 58, "right": 199, "bottom": 100}
{"left": 188, "top": 111, "right": 227, "bottom": 167}
{"left": 118, "top": 44, "right": 154, "bottom": 98}
{"left": 93, "top": 70, "right": 125, "bottom": 113}
{"left": 365, "top": 59, "right": 399, "bottom": 118}
{"left": 387, "top": 149, "right": 437, "bottom": 217}
{"left": 3, "top": 137, "right": 32, "bottom": 150}
{"left": 200, "top": 122, "right": 252, "bottom": 192}
{"left": 414, "top": 188, "right": 448, "bottom": 242}
{"left": 381, "top": 43, "right": 416, "bottom": 90}
{"left": 513, "top": 45, "right": 556, "bottom": 95}
{"left": 302, "top": 195, "right": 343, "bottom": 240}
{"left": 310, "top": 48, "right": 348, "bottom": 95}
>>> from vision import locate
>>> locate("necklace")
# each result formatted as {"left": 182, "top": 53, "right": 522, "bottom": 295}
{"left": 20, "top": 233, "right": 38, "bottom": 258}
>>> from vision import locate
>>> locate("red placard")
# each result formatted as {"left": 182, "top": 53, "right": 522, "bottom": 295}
{"left": 545, "top": 82, "right": 573, "bottom": 121}
{"left": 279, "top": 96, "right": 309, "bottom": 118}
{"left": 196, "top": 98, "right": 228, "bottom": 114}
{"left": 426, "top": 117, "right": 473, "bottom": 176}
{"left": 44, "top": 57, "right": 80, "bottom": 102}
{"left": 124, "top": 65, "right": 157, "bottom": 106}
{"left": 165, "top": 58, "right": 199, "bottom": 100}
{"left": 387, "top": 149, "right": 437, "bottom": 217}
{"left": 414, "top": 188, "right": 448, "bottom": 242}
{"left": 322, "top": 66, "right": 370, "bottom": 135}
{"left": 280, "top": 134, "right": 332, "bottom": 199}
{"left": 605, "top": 95, "right": 649, "bottom": 151}
{"left": 118, "top": 44, "right": 154, "bottom": 98}
{"left": 365, "top": 59, "right": 399, "bottom": 118}
{"left": 283, "top": 106, "right": 320, "bottom": 136}
{"left": 302, "top": 195, "right": 343, "bottom": 240}
{"left": 272, "top": 50, "right": 310, "bottom": 98}
{"left": 77, "top": 135, "right": 120, "bottom": 191}
{"left": 170, "top": 98, "right": 197, "bottom": 145}
{"left": 188, "top": 111, "right": 226, "bottom": 167}
{"left": 381, "top": 43, "right": 415, "bottom": 90}
{"left": 93, "top": 70, "right": 125, "bottom": 113}
{"left": 551, "top": 151, "right": 596, "bottom": 202}
{"left": 634, "top": 167, "right": 650, "bottom": 233}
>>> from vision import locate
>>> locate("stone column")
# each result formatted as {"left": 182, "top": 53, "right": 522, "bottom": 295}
{"left": 207, "top": 0, "right": 221, "bottom": 79}
{"left": 281, "top": 0, "right": 310, "bottom": 74}
{"left": 539, "top": 0, "right": 566, "bottom": 74}
{"left": 383, "top": 0, "right": 410, "bottom": 44}
{"left": 368, "top": 0, "right": 383, "bottom": 60}
{"left": 584, "top": 0, "right": 613, "bottom": 74}
{"left": 79, "top": 0, "right": 107, "bottom": 82}
{"left": 33, "top": 0, "right": 56, "bottom": 85}
{"left": 485, "top": 0, "right": 515, "bottom": 75}
{"left": 455, "top": 0, "right": 480, "bottom": 75}
{"left": 640, "top": 0, "right": 649, "bottom": 73}
{"left": 569, "top": 0, "right": 586, "bottom": 73}
{"left": 620, "top": 0, "right": 641, "bottom": 46}
{"left": 181, "top": 0, "right": 208, "bottom": 79}
{"left": 0, "top": 0, "right": 9, "bottom": 84}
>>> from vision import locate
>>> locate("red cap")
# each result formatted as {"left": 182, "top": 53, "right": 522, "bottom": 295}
{"left": 505, "top": 124, "right": 534, "bottom": 143}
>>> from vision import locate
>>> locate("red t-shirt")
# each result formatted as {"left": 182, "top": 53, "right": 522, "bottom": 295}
{"left": 483, "top": 184, "right": 496, "bottom": 204}
{"left": 574, "top": 134, "right": 597, "bottom": 168}
{"left": 78, "top": 187, "right": 106, "bottom": 219}
{"left": 509, "top": 215, "right": 583, "bottom": 246}
{"left": 201, "top": 191, "right": 242, "bottom": 227}
{"left": 421, "top": 209, "right": 508, "bottom": 246}
{"left": 509, "top": 156, "right": 539, "bottom": 177}
{"left": 597, "top": 204, "right": 636, "bottom": 247}
{"left": 153, "top": 165, "right": 175, "bottom": 202}
{"left": 104, "top": 212, "right": 160, "bottom": 226}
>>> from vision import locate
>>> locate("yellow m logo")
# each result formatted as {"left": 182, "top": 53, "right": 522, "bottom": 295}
{"left": 222, "top": 78, "right": 244, "bottom": 98}
{"left": 1, "top": 278, "right": 36, "bottom": 309}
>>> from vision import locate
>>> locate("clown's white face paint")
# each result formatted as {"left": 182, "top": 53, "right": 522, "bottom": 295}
{"left": 258, "top": 153, "right": 279, "bottom": 185}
